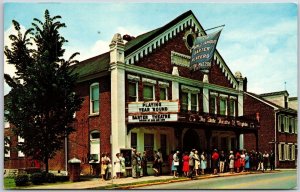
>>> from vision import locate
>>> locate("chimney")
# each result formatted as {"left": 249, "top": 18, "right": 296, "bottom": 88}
{"left": 243, "top": 77, "right": 247, "bottom": 92}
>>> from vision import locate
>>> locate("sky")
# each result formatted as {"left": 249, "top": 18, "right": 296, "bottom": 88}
{"left": 3, "top": 1, "right": 298, "bottom": 97}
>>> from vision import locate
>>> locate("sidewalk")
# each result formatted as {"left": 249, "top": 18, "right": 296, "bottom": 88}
{"left": 27, "top": 170, "right": 282, "bottom": 190}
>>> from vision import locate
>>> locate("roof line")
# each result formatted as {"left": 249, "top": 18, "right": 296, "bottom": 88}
{"left": 245, "top": 92, "right": 279, "bottom": 110}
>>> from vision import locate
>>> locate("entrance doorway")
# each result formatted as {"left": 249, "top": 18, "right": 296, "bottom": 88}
{"left": 183, "top": 129, "right": 200, "bottom": 152}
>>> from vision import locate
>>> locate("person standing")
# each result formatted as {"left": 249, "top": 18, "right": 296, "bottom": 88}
{"left": 240, "top": 150, "right": 246, "bottom": 172}
{"left": 114, "top": 153, "right": 121, "bottom": 179}
{"left": 219, "top": 150, "right": 226, "bottom": 173}
{"left": 152, "top": 151, "right": 159, "bottom": 176}
{"left": 211, "top": 149, "right": 219, "bottom": 175}
{"left": 269, "top": 150, "right": 275, "bottom": 171}
{"left": 157, "top": 149, "right": 163, "bottom": 176}
{"left": 200, "top": 151, "right": 207, "bottom": 175}
{"left": 229, "top": 151, "right": 235, "bottom": 174}
{"left": 172, "top": 151, "right": 180, "bottom": 178}
{"left": 257, "top": 151, "right": 264, "bottom": 172}
{"left": 119, "top": 153, "right": 126, "bottom": 178}
{"left": 168, "top": 151, "right": 174, "bottom": 175}
{"left": 182, "top": 152, "right": 189, "bottom": 177}
{"left": 142, "top": 151, "right": 148, "bottom": 176}
{"left": 235, "top": 151, "right": 241, "bottom": 173}
{"left": 188, "top": 149, "right": 196, "bottom": 179}
{"left": 263, "top": 151, "right": 269, "bottom": 172}
{"left": 131, "top": 148, "right": 138, "bottom": 178}
{"left": 136, "top": 152, "right": 142, "bottom": 177}
{"left": 194, "top": 150, "right": 200, "bottom": 176}
{"left": 100, "top": 153, "right": 108, "bottom": 181}
{"left": 245, "top": 152, "right": 250, "bottom": 172}
{"left": 106, "top": 153, "right": 112, "bottom": 180}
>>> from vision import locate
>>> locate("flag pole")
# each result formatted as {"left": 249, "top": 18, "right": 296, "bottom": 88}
{"left": 202, "top": 24, "right": 225, "bottom": 32}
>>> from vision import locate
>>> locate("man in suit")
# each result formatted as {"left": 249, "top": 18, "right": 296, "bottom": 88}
{"left": 131, "top": 148, "right": 138, "bottom": 178}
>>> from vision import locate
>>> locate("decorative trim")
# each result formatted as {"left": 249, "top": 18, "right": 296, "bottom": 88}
{"left": 128, "top": 74, "right": 140, "bottom": 82}
{"left": 171, "top": 51, "right": 190, "bottom": 68}
{"left": 142, "top": 78, "right": 157, "bottom": 85}
{"left": 158, "top": 81, "right": 169, "bottom": 88}
{"left": 181, "top": 85, "right": 200, "bottom": 93}
{"left": 210, "top": 92, "right": 218, "bottom": 96}
{"left": 230, "top": 96, "right": 237, "bottom": 100}
{"left": 220, "top": 94, "right": 229, "bottom": 98}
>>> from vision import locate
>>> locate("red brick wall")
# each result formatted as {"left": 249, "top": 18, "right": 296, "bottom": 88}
{"left": 68, "top": 75, "right": 111, "bottom": 174}
{"left": 134, "top": 28, "right": 233, "bottom": 89}
{"left": 243, "top": 93, "right": 275, "bottom": 153}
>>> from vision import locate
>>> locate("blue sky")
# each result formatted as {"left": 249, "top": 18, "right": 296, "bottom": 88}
{"left": 3, "top": 2, "right": 298, "bottom": 97}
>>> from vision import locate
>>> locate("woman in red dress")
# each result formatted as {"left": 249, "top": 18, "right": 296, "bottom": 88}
{"left": 234, "top": 151, "right": 241, "bottom": 173}
{"left": 182, "top": 152, "right": 189, "bottom": 177}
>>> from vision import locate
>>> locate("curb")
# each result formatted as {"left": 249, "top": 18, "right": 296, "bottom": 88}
{"left": 116, "top": 171, "right": 282, "bottom": 189}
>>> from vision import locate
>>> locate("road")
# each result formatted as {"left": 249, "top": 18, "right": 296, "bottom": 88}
{"left": 135, "top": 170, "right": 298, "bottom": 190}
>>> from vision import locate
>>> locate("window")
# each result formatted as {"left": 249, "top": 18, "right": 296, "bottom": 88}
{"left": 144, "top": 133, "right": 154, "bottom": 161}
{"left": 291, "top": 145, "right": 295, "bottom": 160}
{"left": 295, "top": 119, "right": 298, "bottom": 134}
{"left": 160, "top": 87, "right": 167, "bottom": 100}
{"left": 90, "top": 83, "right": 99, "bottom": 114}
{"left": 285, "top": 144, "right": 290, "bottom": 160}
{"left": 5, "top": 136, "right": 10, "bottom": 158}
{"left": 143, "top": 84, "right": 154, "bottom": 101}
{"left": 128, "top": 81, "right": 138, "bottom": 102}
{"left": 131, "top": 133, "right": 137, "bottom": 149}
{"left": 160, "top": 134, "right": 167, "bottom": 161}
{"left": 284, "top": 116, "right": 289, "bottom": 133}
{"left": 220, "top": 98, "right": 227, "bottom": 115}
{"left": 181, "top": 92, "right": 188, "bottom": 112}
{"left": 191, "top": 94, "right": 198, "bottom": 112}
{"left": 210, "top": 96, "right": 217, "bottom": 114}
{"left": 278, "top": 115, "right": 283, "bottom": 132}
{"left": 90, "top": 131, "right": 100, "bottom": 163}
{"left": 229, "top": 99, "right": 236, "bottom": 116}
{"left": 18, "top": 136, "right": 25, "bottom": 157}
{"left": 278, "top": 143, "right": 285, "bottom": 161}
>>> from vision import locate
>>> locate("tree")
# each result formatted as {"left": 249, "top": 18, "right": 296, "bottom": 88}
{"left": 4, "top": 10, "right": 83, "bottom": 172}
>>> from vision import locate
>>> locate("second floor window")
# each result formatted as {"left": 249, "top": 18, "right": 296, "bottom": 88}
{"left": 210, "top": 96, "right": 217, "bottom": 114}
{"left": 128, "top": 81, "right": 138, "bottom": 102}
{"left": 220, "top": 98, "right": 227, "bottom": 115}
{"left": 143, "top": 84, "right": 154, "bottom": 101}
{"left": 90, "top": 83, "right": 99, "bottom": 114}
{"left": 160, "top": 87, "right": 167, "bottom": 100}
{"left": 181, "top": 92, "right": 188, "bottom": 112}
{"left": 229, "top": 99, "right": 236, "bottom": 117}
{"left": 191, "top": 94, "right": 198, "bottom": 112}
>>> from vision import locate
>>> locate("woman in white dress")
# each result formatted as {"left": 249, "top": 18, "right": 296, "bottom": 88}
{"left": 119, "top": 153, "right": 126, "bottom": 178}
{"left": 194, "top": 150, "right": 200, "bottom": 176}
{"left": 200, "top": 152, "right": 207, "bottom": 175}
{"left": 229, "top": 151, "right": 235, "bottom": 174}
{"left": 114, "top": 153, "right": 121, "bottom": 179}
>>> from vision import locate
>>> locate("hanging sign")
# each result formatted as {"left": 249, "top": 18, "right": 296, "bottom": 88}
{"left": 190, "top": 29, "right": 222, "bottom": 73}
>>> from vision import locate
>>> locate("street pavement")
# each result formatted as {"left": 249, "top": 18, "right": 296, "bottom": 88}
{"left": 135, "top": 170, "right": 298, "bottom": 190}
{"left": 27, "top": 169, "right": 296, "bottom": 190}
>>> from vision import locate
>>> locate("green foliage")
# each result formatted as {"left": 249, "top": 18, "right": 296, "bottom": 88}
{"left": 4, "top": 177, "right": 16, "bottom": 189}
{"left": 55, "top": 175, "right": 69, "bottom": 182}
{"left": 14, "top": 174, "right": 29, "bottom": 186}
{"left": 30, "top": 172, "right": 44, "bottom": 185}
{"left": 45, "top": 172, "right": 56, "bottom": 183}
{"left": 4, "top": 9, "right": 83, "bottom": 173}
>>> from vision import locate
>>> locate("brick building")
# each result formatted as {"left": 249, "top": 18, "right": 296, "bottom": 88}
{"left": 244, "top": 91, "right": 297, "bottom": 168}
{"left": 5, "top": 10, "right": 263, "bottom": 175}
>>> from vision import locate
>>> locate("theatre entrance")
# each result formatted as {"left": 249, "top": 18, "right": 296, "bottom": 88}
{"left": 182, "top": 129, "right": 200, "bottom": 152}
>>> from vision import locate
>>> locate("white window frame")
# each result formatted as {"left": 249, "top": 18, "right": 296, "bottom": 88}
{"left": 90, "top": 82, "right": 99, "bottom": 115}
{"left": 143, "top": 84, "right": 155, "bottom": 101}
{"left": 285, "top": 144, "right": 290, "bottom": 160}
{"left": 190, "top": 93, "right": 199, "bottom": 112}
{"left": 278, "top": 115, "right": 282, "bottom": 132}
{"left": 210, "top": 95, "right": 217, "bottom": 114}
{"left": 128, "top": 81, "right": 138, "bottom": 102}
{"left": 5, "top": 136, "right": 10, "bottom": 158}
{"left": 295, "top": 119, "right": 298, "bottom": 134}
{"left": 229, "top": 98, "right": 236, "bottom": 117}
{"left": 219, "top": 95, "right": 228, "bottom": 116}
{"left": 292, "top": 144, "right": 296, "bottom": 160}
{"left": 18, "top": 136, "right": 25, "bottom": 157}
{"left": 159, "top": 87, "right": 168, "bottom": 101}
{"left": 278, "top": 142, "right": 285, "bottom": 161}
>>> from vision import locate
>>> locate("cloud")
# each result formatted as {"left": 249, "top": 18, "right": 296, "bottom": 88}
{"left": 219, "top": 18, "right": 297, "bottom": 96}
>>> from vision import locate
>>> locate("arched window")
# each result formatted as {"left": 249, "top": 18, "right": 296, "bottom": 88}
{"left": 90, "top": 83, "right": 99, "bottom": 114}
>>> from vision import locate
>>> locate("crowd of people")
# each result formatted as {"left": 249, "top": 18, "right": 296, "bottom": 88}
{"left": 169, "top": 149, "right": 276, "bottom": 178}
{"left": 99, "top": 148, "right": 275, "bottom": 180}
